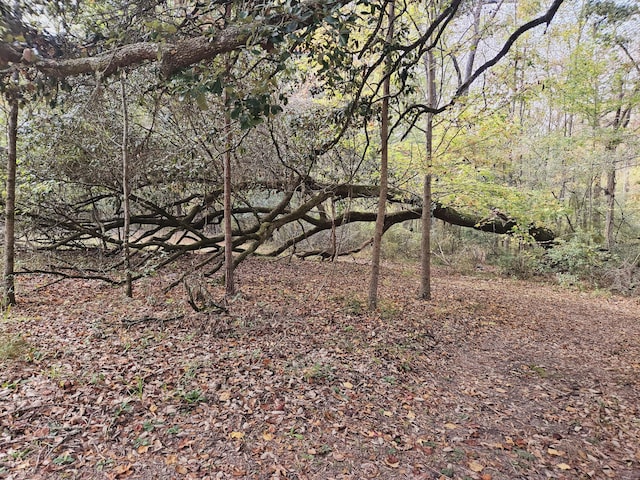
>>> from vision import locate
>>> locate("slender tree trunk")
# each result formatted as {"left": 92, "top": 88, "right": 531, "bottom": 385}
{"left": 222, "top": 4, "right": 236, "bottom": 297}
{"left": 604, "top": 162, "right": 616, "bottom": 250}
{"left": 368, "top": 0, "right": 395, "bottom": 311}
{"left": 2, "top": 94, "right": 18, "bottom": 307}
{"left": 461, "top": 0, "right": 483, "bottom": 94}
{"left": 120, "top": 74, "right": 133, "bottom": 297}
{"left": 420, "top": 174, "right": 432, "bottom": 299}
{"left": 420, "top": 48, "right": 436, "bottom": 300}
{"left": 223, "top": 78, "right": 235, "bottom": 297}
{"left": 330, "top": 197, "right": 337, "bottom": 261}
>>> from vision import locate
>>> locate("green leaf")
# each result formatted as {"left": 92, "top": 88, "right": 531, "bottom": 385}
{"left": 195, "top": 93, "right": 208, "bottom": 111}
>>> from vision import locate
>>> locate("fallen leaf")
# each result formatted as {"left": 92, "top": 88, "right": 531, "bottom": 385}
{"left": 262, "top": 432, "right": 274, "bottom": 441}
{"left": 548, "top": 448, "right": 565, "bottom": 456}
{"left": 444, "top": 422, "right": 458, "bottom": 430}
{"left": 343, "top": 381, "right": 354, "bottom": 389}
{"left": 384, "top": 455, "right": 399, "bottom": 468}
{"left": 333, "top": 452, "right": 345, "bottom": 461}
{"left": 469, "top": 460, "right": 484, "bottom": 472}
{"left": 481, "top": 474, "right": 493, "bottom": 480}
{"left": 112, "top": 463, "right": 133, "bottom": 477}
{"left": 165, "top": 454, "right": 178, "bottom": 465}
{"left": 419, "top": 445, "right": 434, "bottom": 455}
{"left": 361, "top": 462, "right": 379, "bottom": 478}
{"left": 556, "top": 463, "right": 571, "bottom": 470}
{"left": 218, "top": 391, "right": 231, "bottom": 401}
{"left": 137, "top": 445, "right": 150, "bottom": 454}
{"left": 175, "top": 465, "right": 188, "bottom": 474}
{"left": 230, "top": 431, "right": 245, "bottom": 440}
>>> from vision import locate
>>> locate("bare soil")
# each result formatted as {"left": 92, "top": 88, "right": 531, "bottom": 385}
{"left": 1, "top": 257, "right": 639, "bottom": 479}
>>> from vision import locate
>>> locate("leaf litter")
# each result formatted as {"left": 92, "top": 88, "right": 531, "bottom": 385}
{"left": 1, "top": 257, "right": 639, "bottom": 479}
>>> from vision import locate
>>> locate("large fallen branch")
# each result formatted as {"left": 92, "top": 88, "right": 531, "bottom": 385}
{"left": 26, "top": 180, "right": 556, "bottom": 263}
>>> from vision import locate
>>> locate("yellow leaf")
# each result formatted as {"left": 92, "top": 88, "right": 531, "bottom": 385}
{"left": 407, "top": 410, "right": 416, "bottom": 420}
{"left": 175, "top": 464, "right": 188, "bottom": 474}
{"left": 262, "top": 432, "right": 274, "bottom": 441}
{"left": 444, "top": 423, "right": 458, "bottom": 430}
{"left": 547, "top": 448, "right": 565, "bottom": 456}
{"left": 343, "top": 381, "right": 354, "bottom": 389}
{"left": 113, "top": 463, "right": 133, "bottom": 475}
{"left": 149, "top": 404, "right": 158, "bottom": 413}
{"left": 218, "top": 391, "right": 231, "bottom": 401}
{"left": 556, "top": 463, "right": 571, "bottom": 470}
{"left": 165, "top": 454, "right": 178, "bottom": 465}
{"left": 469, "top": 460, "right": 484, "bottom": 472}
{"left": 230, "top": 431, "right": 245, "bottom": 440}
{"left": 137, "top": 445, "right": 150, "bottom": 454}
{"left": 383, "top": 410, "right": 393, "bottom": 417}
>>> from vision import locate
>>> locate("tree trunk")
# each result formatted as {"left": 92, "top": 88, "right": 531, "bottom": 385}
{"left": 120, "top": 74, "right": 133, "bottom": 297}
{"left": 420, "top": 174, "right": 432, "bottom": 299}
{"left": 420, "top": 48, "right": 436, "bottom": 301}
{"left": 330, "top": 197, "right": 338, "bottom": 261}
{"left": 368, "top": 0, "right": 395, "bottom": 311}
{"left": 223, "top": 77, "right": 235, "bottom": 297}
{"left": 2, "top": 93, "right": 18, "bottom": 306}
{"left": 604, "top": 163, "right": 616, "bottom": 250}
{"left": 460, "top": 0, "right": 483, "bottom": 94}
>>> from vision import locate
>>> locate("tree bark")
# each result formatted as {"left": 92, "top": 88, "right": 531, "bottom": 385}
{"left": 2, "top": 93, "right": 18, "bottom": 306}
{"left": 368, "top": 0, "right": 395, "bottom": 311}
{"left": 120, "top": 74, "right": 133, "bottom": 297}
{"left": 420, "top": 47, "right": 436, "bottom": 301}
{"left": 3, "top": 0, "right": 346, "bottom": 79}
{"left": 604, "top": 162, "right": 616, "bottom": 250}
{"left": 223, "top": 85, "right": 235, "bottom": 297}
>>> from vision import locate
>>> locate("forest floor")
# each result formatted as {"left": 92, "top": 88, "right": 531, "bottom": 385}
{"left": 1, "top": 257, "right": 639, "bottom": 480}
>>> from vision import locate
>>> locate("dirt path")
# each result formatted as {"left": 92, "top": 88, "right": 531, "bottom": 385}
{"left": 1, "top": 258, "right": 638, "bottom": 479}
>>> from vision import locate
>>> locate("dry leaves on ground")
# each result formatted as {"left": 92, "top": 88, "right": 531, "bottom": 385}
{"left": 1, "top": 257, "right": 639, "bottom": 479}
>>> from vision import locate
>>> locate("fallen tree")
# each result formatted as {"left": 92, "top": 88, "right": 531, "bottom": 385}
{"left": 19, "top": 173, "right": 556, "bottom": 285}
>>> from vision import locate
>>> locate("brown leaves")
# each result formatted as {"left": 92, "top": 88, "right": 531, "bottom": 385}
{"left": 109, "top": 463, "right": 133, "bottom": 479}
{"left": 2, "top": 259, "right": 639, "bottom": 479}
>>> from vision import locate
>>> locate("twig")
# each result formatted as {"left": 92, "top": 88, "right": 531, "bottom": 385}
{"left": 121, "top": 315, "right": 184, "bottom": 328}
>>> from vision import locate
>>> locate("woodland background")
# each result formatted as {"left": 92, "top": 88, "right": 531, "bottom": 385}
{"left": 0, "top": 0, "right": 638, "bottom": 303}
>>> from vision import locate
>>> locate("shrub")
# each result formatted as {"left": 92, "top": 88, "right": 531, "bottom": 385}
{"left": 602, "top": 247, "right": 640, "bottom": 296}
{"left": 382, "top": 224, "right": 421, "bottom": 260}
{"left": 545, "top": 236, "right": 611, "bottom": 276}
{"left": 496, "top": 249, "right": 547, "bottom": 279}
{"left": 0, "top": 333, "right": 29, "bottom": 361}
